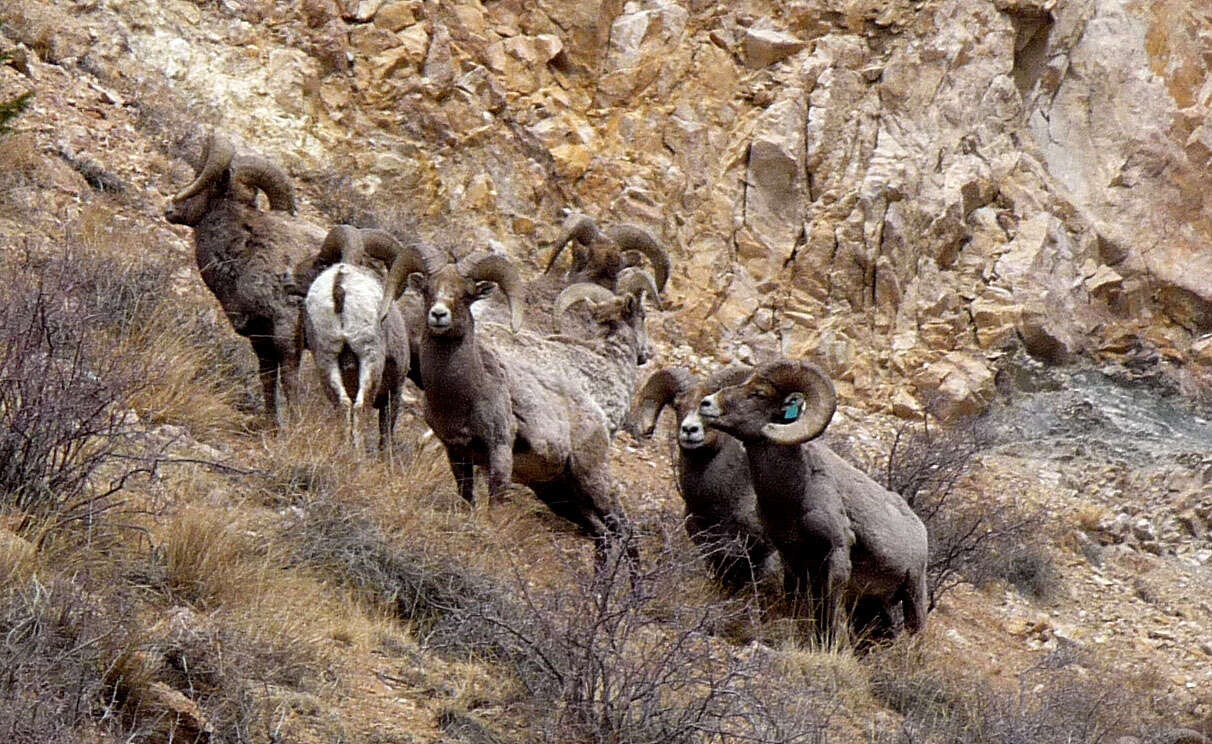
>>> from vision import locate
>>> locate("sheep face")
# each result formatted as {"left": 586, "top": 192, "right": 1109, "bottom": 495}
{"left": 413, "top": 264, "right": 496, "bottom": 338}
{"left": 590, "top": 294, "right": 651, "bottom": 365}
{"left": 700, "top": 361, "right": 837, "bottom": 446}
{"left": 698, "top": 374, "right": 784, "bottom": 442}
{"left": 164, "top": 173, "right": 229, "bottom": 227}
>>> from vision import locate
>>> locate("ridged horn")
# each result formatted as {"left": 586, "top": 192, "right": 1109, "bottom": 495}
{"left": 758, "top": 361, "right": 837, "bottom": 446}
{"left": 615, "top": 267, "right": 663, "bottom": 309}
{"left": 359, "top": 229, "right": 403, "bottom": 267}
{"left": 232, "top": 154, "right": 296, "bottom": 213}
{"left": 555, "top": 282, "right": 616, "bottom": 318}
{"left": 607, "top": 223, "right": 669, "bottom": 292}
{"left": 172, "top": 132, "right": 235, "bottom": 203}
{"left": 378, "top": 240, "right": 437, "bottom": 322}
{"left": 544, "top": 212, "right": 599, "bottom": 274}
{"left": 322, "top": 225, "right": 365, "bottom": 265}
{"left": 705, "top": 364, "right": 752, "bottom": 393}
{"left": 629, "top": 368, "right": 695, "bottom": 438}
{"left": 466, "top": 254, "right": 524, "bottom": 332}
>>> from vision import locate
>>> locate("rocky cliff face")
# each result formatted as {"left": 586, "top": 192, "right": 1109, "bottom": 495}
{"left": 9, "top": 0, "right": 1210, "bottom": 422}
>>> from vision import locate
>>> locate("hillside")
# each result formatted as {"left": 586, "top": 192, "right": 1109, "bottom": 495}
{"left": 1, "top": 0, "right": 1211, "bottom": 741}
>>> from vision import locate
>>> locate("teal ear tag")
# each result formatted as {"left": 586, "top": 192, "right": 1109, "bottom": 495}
{"left": 781, "top": 392, "right": 805, "bottom": 421}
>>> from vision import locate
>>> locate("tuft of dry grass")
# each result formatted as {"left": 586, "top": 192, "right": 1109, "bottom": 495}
{"left": 157, "top": 506, "right": 252, "bottom": 608}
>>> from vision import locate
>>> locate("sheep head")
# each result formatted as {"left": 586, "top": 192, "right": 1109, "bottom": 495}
{"left": 544, "top": 213, "right": 670, "bottom": 293}
{"left": 164, "top": 132, "right": 296, "bottom": 226}
{"left": 555, "top": 267, "right": 660, "bottom": 365}
{"left": 381, "top": 250, "right": 523, "bottom": 336}
{"left": 699, "top": 360, "right": 837, "bottom": 446}
{"left": 630, "top": 366, "right": 751, "bottom": 450}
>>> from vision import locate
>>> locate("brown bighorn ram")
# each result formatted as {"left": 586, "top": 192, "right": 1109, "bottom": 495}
{"left": 544, "top": 212, "right": 670, "bottom": 294}
{"left": 164, "top": 132, "right": 322, "bottom": 424}
{"left": 377, "top": 246, "right": 635, "bottom": 565}
{"left": 630, "top": 366, "right": 776, "bottom": 592}
{"left": 699, "top": 360, "right": 928, "bottom": 637}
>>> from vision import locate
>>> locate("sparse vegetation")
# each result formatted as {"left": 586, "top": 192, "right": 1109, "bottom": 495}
{"left": 868, "top": 644, "right": 1147, "bottom": 744}
{"left": 883, "top": 420, "right": 1059, "bottom": 607}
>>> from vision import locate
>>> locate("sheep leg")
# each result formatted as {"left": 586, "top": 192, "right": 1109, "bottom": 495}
{"left": 253, "top": 345, "right": 281, "bottom": 424}
{"left": 445, "top": 445, "right": 476, "bottom": 504}
{"left": 313, "top": 350, "right": 355, "bottom": 447}
{"left": 486, "top": 444, "right": 513, "bottom": 503}
{"left": 278, "top": 345, "right": 301, "bottom": 423}
{"left": 378, "top": 387, "right": 398, "bottom": 456}
{"left": 900, "top": 570, "right": 928, "bottom": 634}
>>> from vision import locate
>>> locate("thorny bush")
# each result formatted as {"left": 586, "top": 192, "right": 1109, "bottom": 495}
{"left": 883, "top": 419, "right": 1058, "bottom": 608}
{"left": 0, "top": 248, "right": 156, "bottom": 531}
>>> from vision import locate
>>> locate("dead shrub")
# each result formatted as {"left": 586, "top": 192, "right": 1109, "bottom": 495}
{"left": 296, "top": 499, "right": 834, "bottom": 743}
{"left": 0, "top": 250, "right": 156, "bottom": 533}
{"left": 869, "top": 646, "right": 1141, "bottom": 744}
{"left": 883, "top": 420, "right": 1057, "bottom": 607}
{"left": 0, "top": 577, "right": 148, "bottom": 743}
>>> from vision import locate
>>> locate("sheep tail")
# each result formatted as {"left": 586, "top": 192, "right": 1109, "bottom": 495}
{"left": 332, "top": 265, "right": 346, "bottom": 320}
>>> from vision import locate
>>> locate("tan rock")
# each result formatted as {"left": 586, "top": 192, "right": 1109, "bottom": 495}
{"left": 970, "top": 292, "right": 1022, "bottom": 350}
{"left": 374, "top": 1, "right": 418, "bottom": 31}
{"left": 891, "top": 388, "right": 923, "bottom": 419}
{"left": 549, "top": 143, "right": 592, "bottom": 179}
{"left": 913, "top": 351, "right": 996, "bottom": 422}
{"left": 1017, "top": 303, "right": 1076, "bottom": 364}
{"left": 345, "top": 0, "right": 388, "bottom": 22}
{"left": 423, "top": 23, "right": 455, "bottom": 93}
{"left": 742, "top": 24, "right": 806, "bottom": 69}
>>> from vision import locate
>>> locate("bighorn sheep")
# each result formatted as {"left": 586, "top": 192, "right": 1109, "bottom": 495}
{"left": 699, "top": 360, "right": 928, "bottom": 637}
{"left": 303, "top": 225, "right": 410, "bottom": 453}
{"left": 630, "top": 366, "right": 776, "bottom": 592}
{"left": 487, "top": 267, "right": 660, "bottom": 437}
{"left": 164, "top": 132, "right": 323, "bottom": 424}
{"left": 544, "top": 212, "right": 670, "bottom": 294}
{"left": 376, "top": 245, "right": 634, "bottom": 564}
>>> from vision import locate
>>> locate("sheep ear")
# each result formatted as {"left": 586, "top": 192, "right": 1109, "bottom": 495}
{"left": 405, "top": 272, "right": 427, "bottom": 296}
{"left": 472, "top": 280, "right": 496, "bottom": 300}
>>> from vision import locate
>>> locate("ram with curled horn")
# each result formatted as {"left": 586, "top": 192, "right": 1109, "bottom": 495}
{"left": 302, "top": 225, "right": 420, "bottom": 454}
{"left": 532, "top": 265, "right": 662, "bottom": 437}
{"left": 377, "top": 246, "right": 637, "bottom": 571}
{"left": 628, "top": 365, "right": 776, "bottom": 592}
{"left": 699, "top": 359, "right": 929, "bottom": 639}
{"left": 544, "top": 212, "right": 670, "bottom": 295}
{"left": 164, "top": 131, "right": 327, "bottom": 425}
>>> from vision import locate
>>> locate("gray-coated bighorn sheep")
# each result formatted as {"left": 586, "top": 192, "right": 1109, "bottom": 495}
{"left": 544, "top": 212, "right": 670, "bottom": 294}
{"left": 164, "top": 132, "right": 323, "bottom": 424}
{"left": 514, "top": 267, "right": 660, "bottom": 437}
{"left": 303, "top": 225, "right": 410, "bottom": 453}
{"left": 630, "top": 366, "right": 776, "bottom": 592}
{"left": 376, "top": 245, "right": 635, "bottom": 565}
{"left": 699, "top": 360, "right": 928, "bottom": 637}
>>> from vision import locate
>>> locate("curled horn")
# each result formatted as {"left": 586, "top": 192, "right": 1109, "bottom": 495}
{"left": 555, "top": 282, "right": 615, "bottom": 319}
{"left": 466, "top": 254, "right": 524, "bottom": 332}
{"left": 705, "top": 364, "right": 752, "bottom": 393}
{"left": 615, "top": 267, "right": 663, "bottom": 309}
{"left": 378, "top": 240, "right": 437, "bottom": 322}
{"left": 629, "top": 368, "right": 695, "bottom": 438}
{"left": 359, "top": 228, "right": 404, "bottom": 267}
{"left": 232, "top": 154, "right": 296, "bottom": 213}
{"left": 544, "top": 212, "right": 599, "bottom": 275}
{"left": 758, "top": 361, "right": 837, "bottom": 446}
{"left": 607, "top": 224, "right": 669, "bottom": 292}
{"left": 323, "top": 225, "right": 365, "bottom": 265}
{"left": 172, "top": 132, "right": 235, "bottom": 203}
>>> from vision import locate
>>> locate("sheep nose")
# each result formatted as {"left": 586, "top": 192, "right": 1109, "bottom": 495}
{"left": 699, "top": 395, "right": 721, "bottom": 417}
{"left": 428, "top": 305, "right": 450, "bottom": 324}
{"left": 681, "top": 420, "right": 701, "bottom": 437}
